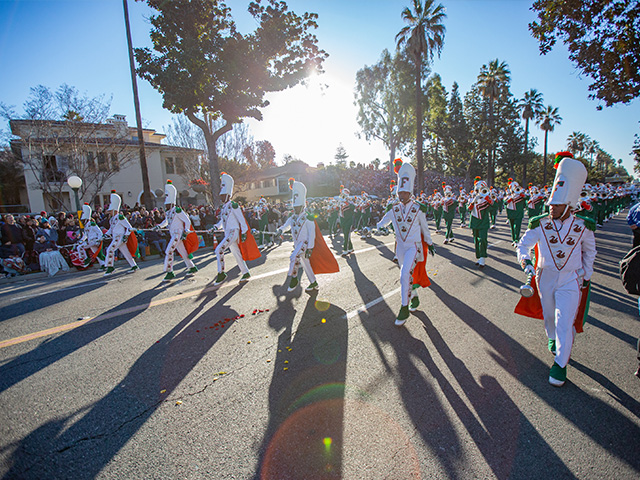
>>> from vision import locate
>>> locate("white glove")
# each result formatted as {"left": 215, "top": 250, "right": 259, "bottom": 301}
{"left": 524, "top": 265, "right": 535, "bottom": 276}
{"left": 576, "top": 268, "right": 585, "bottom": 280}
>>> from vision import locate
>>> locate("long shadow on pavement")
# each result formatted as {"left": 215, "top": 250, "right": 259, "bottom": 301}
{"left": 254, "top": 285, "right": 348, "bottom": 479}
{"left": 2, "top": 284, "right": 244, "bottom": 479}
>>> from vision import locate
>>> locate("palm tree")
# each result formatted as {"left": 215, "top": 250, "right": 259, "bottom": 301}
{"left": 477, "top": 59, "right": 510, "bottom": 185}
{"left": 396, "top": 0, "right": 446, "bottom": 191}
{"left": 567, "top": 131, "right": 589, "bottom": 157}
{"left": 517, "top": 89, "right": 544, "bottom": 185}
{"left": 586, "top": 139, "right": 599, "bottom": 167}
{"left": 537, "top": 105, "right": 562, "bottom": 185}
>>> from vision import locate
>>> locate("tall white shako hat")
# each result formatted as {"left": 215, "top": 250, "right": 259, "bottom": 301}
{"left": 340, "top": 185, "right": 350, "bottom": 197}
{"left": 442, "top": 182, "right": 452, "bottom": 196}
{"left": 81, "top": 202, "right": 92, "bottom": 221}
{"left": 509, "top": 179, "right": 522, "bottom": 193}
{"left": 289, "top": 177, "right": 307, "bottom": 207}
{"left": 397, "top": 162, "right": 415, "bottom": 194}
{"left": 164, "top": 179, "right": 177, "bottom": 205}
{"left": 547, "top": 152, "right": 588, "bottom": 206}
{"left": 220, "top": 172, "right": 234, "bottom": 197}
{"left": 259, "top": 196, "right": 267, "bottom": 205}
{"left": 473, "top": 176, "right": 488, "bottom": 194}
{"left": 108, "top": 190, "right": 121, "bottom": 212}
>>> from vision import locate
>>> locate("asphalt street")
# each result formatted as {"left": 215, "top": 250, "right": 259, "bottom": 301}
{"left": 0, "top": 210, "right": 638, "bottom": 479}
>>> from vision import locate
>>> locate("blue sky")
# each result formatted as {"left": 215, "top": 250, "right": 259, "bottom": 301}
{"left": 1, "top": 0, "right": 638, "bottom": 177}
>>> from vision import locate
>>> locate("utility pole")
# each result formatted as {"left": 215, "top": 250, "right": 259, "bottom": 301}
{"left": 123, "top": 0, "right": 152, "bottom": 209}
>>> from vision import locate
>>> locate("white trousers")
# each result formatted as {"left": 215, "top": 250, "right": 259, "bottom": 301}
{"left": 396, "top": 242, "right": 421, "bottom": 307}
{"left": 215, "top": 229, "right": 249, "bottom": 275}
{"left": 76, "top": 241, "right": 104, "bottom": 266}
{"left": 164, "top": 234, "right": 195, "bottom": 272}
{"left": 537, "top": 269, "right": 581, "bottom": 368}
{"left": 288, "top": 242, "right": 316, "bottom": 284}
{"left": 105, "top": 235, "right": 137, "bottom": 268}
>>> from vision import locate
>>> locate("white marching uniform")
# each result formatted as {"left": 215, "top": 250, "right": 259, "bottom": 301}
{"left": 76, "top": 223, "right": 104, "bottom": 265}
{"left": 158, "top": 207, "right": 196, "bottom": 272}
{"left": 105, "top": 215, "right": 137, "bottom": 268}
{"left": 280, "top": 210, "right": 316, "bottom": 284}
{"left": 517, "top": 213, "right": 596, "bottom": 368}
{"left": 214, "top": 201, "right": 249, "bottom": 275}
{"left": 377, "top": 200, "right": 433, "bottom": 306}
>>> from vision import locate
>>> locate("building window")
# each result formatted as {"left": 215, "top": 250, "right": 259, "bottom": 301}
{"left": 165, "top": 157, "right": 175, "bottom": 174}
{"left": 43, "top": 155, "right": 64, "bottom": 182}
{"left": 110, "top": 152, "right": 119, "bottom": 171}
{"left": 86, "top": 152, "right": 96, "bottom": 172}
{"left": 97, "top": 152, "right": 108, "bottom": 172}
{"left": 175, "top": 157, "right": 186, "bottom": 174}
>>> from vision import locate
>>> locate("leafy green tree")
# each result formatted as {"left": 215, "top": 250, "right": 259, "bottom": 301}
{"left": 463, "top": 84, "right": 491, "bottom": 185}
{"left": 424, "top": 73, "right": 447, "bottom": 172}
{"left": 566, "top": 131, "right": 589, "bottom": 157}
{"left": 537, "top": 105, "right": 562, "bottom": 184}
{"left": 442, "top": 82, "right": 472, "bottom": 177}
{"left": 477, "top": 59, "right": 511, "bottom": 186}
{"left": 396, "top": 0, "right": 446, "bottom": 191}
{"left": 530, "top": 0, "right": 640, "bottom": 106}
{"left": 242, "top": 140, "right": 276, "bottom": 170}
{"left": 135, "top": 0, "right": 327, "bottom": 205}
{"left": 354, "top": 49, "right": 415, "bottom": 163}
{"left": 632, "top": 124, "right": 640, "bottom": 174}
{"left": 334, "top": 143, "right": 348, "bottom": 168}
{"left": 494, "top": 96, "right": 525, "bottom": 185}
{"left": 517, "top": 89, "right": 544, "bottom": 185}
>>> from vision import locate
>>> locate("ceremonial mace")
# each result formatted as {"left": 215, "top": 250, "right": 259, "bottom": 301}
{"left": 520, "top": 274, "right": 535, "bottom": 297}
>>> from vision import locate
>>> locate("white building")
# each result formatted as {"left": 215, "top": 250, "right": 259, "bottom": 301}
{"left": 10, "top": 115, "right": 203, "bottom": 213}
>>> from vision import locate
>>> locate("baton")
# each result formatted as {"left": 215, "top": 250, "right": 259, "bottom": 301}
{"left": 519, "top": 274, "right": 535, "bottom": 297}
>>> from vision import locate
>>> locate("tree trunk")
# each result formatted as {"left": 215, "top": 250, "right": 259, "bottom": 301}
{"left": 415, "top": 59, "right": 423, "bottom": 194}
{"left": 186, "top": 111, "right": 232, "bottom": 208}
{"left": 543, "top": 131, "right": 548, "bottom": 185}
{"left": 487, "top": 100, "right": 495, "bottom": 186}
{"left": 522, "top": 118, "right": 529, "bottom": 186}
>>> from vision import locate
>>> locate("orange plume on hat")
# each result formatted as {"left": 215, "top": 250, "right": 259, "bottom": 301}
{"left": 393, "top": 158, "right": 403, "bottom": 174}
{"left": 553, "top": 151, "right": 574, "bottom": 169}
{"left": 166, "top": 179, "right": 172, "bottom": 184}
{"left": 474, "top": 176, "right": 481, "bottom": 185}
{"left": 289, "top": 177, "right": 295, "bottom": 190}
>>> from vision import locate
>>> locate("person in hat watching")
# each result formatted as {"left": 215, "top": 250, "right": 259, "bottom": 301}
{"left": 516, "top": 152, "right": 597, "bottom": 387}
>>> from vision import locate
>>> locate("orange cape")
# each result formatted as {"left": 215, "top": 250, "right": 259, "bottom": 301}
{"left": 126, "top": 233, "right": 138, "bottom": 257}
{"left": 310, "top": 221, "right": 340, "bottom": 274}
{"left": 183, "top": 228, "right": 200, "bottom": 255}
{"left": 514, "top": 245, "right": 590, "bottom": 333}
{"left": 412, "top": 237, "right": 431, "bottom": 288}
{"left": 239, "top": 213, "right": 262, "bottom": 262}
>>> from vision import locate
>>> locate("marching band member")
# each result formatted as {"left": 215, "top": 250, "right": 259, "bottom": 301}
{"left": 376, "top": 162, "right": 434, "bottom": 326}
{"left": 103, "top": 190, "right": 139, "bottom": 276}
{"left": 277, "top": 179, "right": 339, "bottom": 292}
{"left": 458, "top": 187, "right": 468, "bottom": 227}
{"left": 527, "top": 184, "right": 545, "bottom": 220}
{"left": 254, "top": 197, "right": 271, "bottom": 248}
{"left": 157, "top": 180, "right": 198, "bottom": 281}
{"left": 75, "top": 202, "right": 104, "bottom": 268}
{"left": 505, "top": 179, "right": 527, "bottom": 246}
{"left": 441, "top": 183, "right": 458, "bottom": 244}
{"left": 488, "top": 187, "right": 499, "bottom": 229}
{"left": 212, "top": 172, "right": 260, "bottom": 286}
{"left": 338, "top": 186, "right": 355, "bottom": 256}
{"left": 516, "top": 152, "right": 596, "bottom": 387}
{"left": 467, "top": 177, "right": 493, "bottom": 268}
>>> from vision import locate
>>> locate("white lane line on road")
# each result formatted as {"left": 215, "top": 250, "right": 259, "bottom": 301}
{"left": 346, "top": 287, "right": 401, "bottom": 319}
{"left": 9, "top": 279, "right": 112, "bottom": 301}
{"left": 0, "top": 241, "right": 398, "bottom": 349}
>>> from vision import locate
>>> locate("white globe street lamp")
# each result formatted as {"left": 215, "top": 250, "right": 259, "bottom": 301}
{"left": 67, "top": 175, "right": 83, "bottom": 214}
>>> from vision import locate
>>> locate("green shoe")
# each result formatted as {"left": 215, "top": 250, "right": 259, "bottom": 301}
{"left": 548, "top": 339, "right": 556, "bottom": 355}
{"left": 548, "top": 362, "right": 567, "bottom": 387}
{"left": 409, "top": 296, "right": 420, "bottom": 312}
{"left": 214, "top": 271, "right": 227, "bottom": 285}
{"left": 395, "top": 306, "right": 410, "bottom": 326}
{"left": 127, "top": 265, "right": 139, "bottom": 273}
{"left": 103, "top": 266, "right": 115, "bottom": 276}
{"left": 187, "top": 253, "right": 194, "bottom": 259}
{"left": 98, "top": 265, "right": 106, "bottom": 271}
{"left": 305, "top": 281, "right": 319, "bottom": 292}
{"left": 240, "top": 272, "right": 251, "bottom": 283}
{"left": 287, "top": 276, "right": 299, "bottom": 292}
{"left": 187, "top": 266, "right": 198, "bottom": 275}
{"left": 163, "top": 271, "right": 176, "bottom": 281}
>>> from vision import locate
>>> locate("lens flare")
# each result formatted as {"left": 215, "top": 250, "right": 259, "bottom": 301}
{"left": 314, "top": 300, "right": 330, "bottom": 312}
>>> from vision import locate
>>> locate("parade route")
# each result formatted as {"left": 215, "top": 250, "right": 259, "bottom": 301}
{"left": 0, "top": 212, "right": 638, "bottom": 479}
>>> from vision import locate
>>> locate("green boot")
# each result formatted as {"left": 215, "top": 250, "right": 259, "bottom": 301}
{"left": 549, "top": 362, "right": 567, "bottom": 387}
{"left": 305, "top": 281, "right": 319, "bottom": 292}
{"left": 240, "top": 272, "right": 251, "bottom": 283}
{"left": 395, "top": 306, "right": 410, "bottom": 326}
{"left": 409, "top": 296, "right": 420, "bottom": 312}
{"left": 103, "top": 266, "right": 115, "bottom": 276}
{"left": 214, "top": 271, "right": 227, "bottom": 285}
{"left": 287, "top": 276, "right": 299, "bottom": 292}
{"left": 163, "top": 271, "right": 176, "bottom": 281}
{"left": 187, "top": 266, "right": 198, "bottom": 275}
